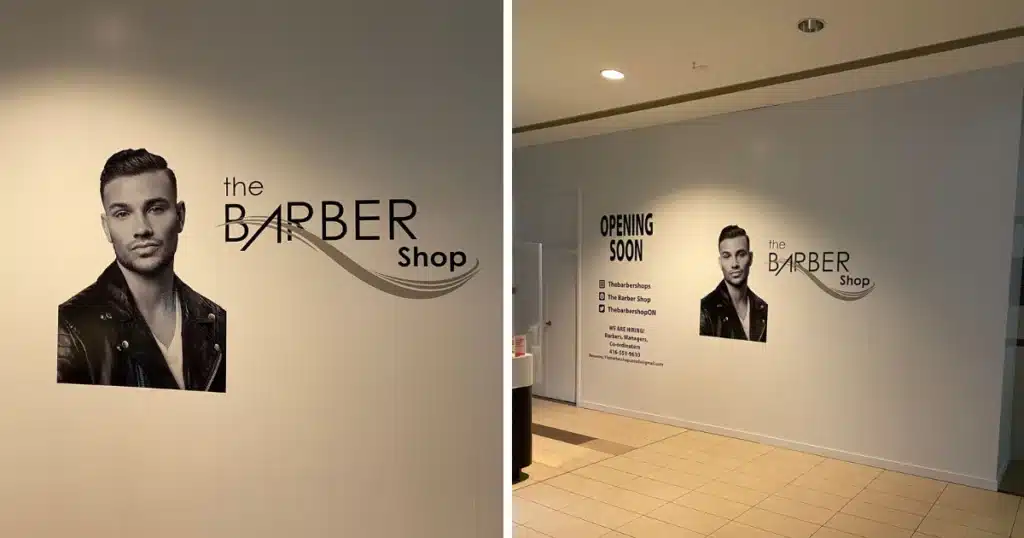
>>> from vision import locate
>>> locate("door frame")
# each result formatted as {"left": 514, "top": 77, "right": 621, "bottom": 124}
{"left": 574, "top": 188, "right": 584, "bottom": 406}
{"left": 540, "top": 246, "right": 579, "bottom": 404}
{"left": 512, "top": 185, "right": 584, "bottom": 405}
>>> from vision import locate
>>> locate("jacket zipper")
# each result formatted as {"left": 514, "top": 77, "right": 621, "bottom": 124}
{"left": 204, "top": 350, "right": 224, "bottom": 392}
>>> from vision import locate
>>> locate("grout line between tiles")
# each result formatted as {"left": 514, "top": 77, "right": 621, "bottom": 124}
{"left": 1012, "top": 502, "right": 1022, "bottom": 538}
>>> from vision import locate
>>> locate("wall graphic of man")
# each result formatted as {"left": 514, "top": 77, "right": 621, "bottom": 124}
{"left": 57, "top": 149, "right": 227, "bottom": 391}
{"left": 699, "top": 225, "right": 768, "bottom": 343}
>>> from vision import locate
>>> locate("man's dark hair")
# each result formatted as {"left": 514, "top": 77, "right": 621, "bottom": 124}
{"left": 99, "top": 148, "right": 177, "bottom": 198}
{"left": 718, "top": 225, "right": 750, "bottom": 248}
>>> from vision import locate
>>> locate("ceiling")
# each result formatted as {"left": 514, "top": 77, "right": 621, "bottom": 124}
{"left": 513, "top": 0, "right": 1024, "bottom": 148}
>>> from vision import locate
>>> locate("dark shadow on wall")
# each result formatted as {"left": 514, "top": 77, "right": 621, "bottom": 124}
{"left": 0, "top": 0, "right": 501, "bottom": 192}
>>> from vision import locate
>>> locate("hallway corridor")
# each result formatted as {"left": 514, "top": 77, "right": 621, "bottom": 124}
{"left": 514, "top": 399, "right": 1024, "bottom": 538}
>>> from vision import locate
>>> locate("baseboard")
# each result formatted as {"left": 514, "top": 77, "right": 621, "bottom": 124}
{"left": 580, "top": 400, "right": 998, "bottom": 491}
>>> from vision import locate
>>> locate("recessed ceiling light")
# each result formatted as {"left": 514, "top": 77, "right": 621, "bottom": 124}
{"left": 600, "top": 69, "right": 625, "bottom": 81}
{"left": 797, "top": 17, "right": 826, "bottom": 34}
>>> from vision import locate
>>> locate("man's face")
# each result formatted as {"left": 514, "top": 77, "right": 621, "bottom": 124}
{"left": 101, "top": 170, "right": 185, "bottom": 276}
{"left": 718, "top": 235, "right": 752, "bottom": 287}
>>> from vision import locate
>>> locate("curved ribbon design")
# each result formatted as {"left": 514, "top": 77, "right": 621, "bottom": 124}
{"left": 792, "top": 262, "right": 874, "bottom": 301}
{"left": 218, "top": 217, "right": 480, "bottom": 299}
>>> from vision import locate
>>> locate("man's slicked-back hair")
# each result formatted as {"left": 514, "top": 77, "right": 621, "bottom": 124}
{"left": 718, "top": 224, "right": 750, "bottom": 249}
{"left": 99, "top": 148, "right": 177, "bottom": 199}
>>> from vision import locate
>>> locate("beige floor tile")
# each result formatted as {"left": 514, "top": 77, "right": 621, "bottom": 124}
{"left": 737, "top": 507, "right": 822, "bottom": 538}
{"left": 813, "top": 459, "right": 884, "bottom": 482}
{"left": 852, "top": 489, "right": 934, "bottom": 517}
{"left": 546, "top": 411, "right": 679, "bottom": 447}
{"left": 676, "top": 490, "right": 752, "bottom": 519}
{"left": 718, "top": 471, "right": 793, "bottom": 494}
{"left": 671, "top": 430, "right": 733, "bottom": 447}
{"left": 648, "top": 502, "right": 731, "bottom": 534}
{"left": 515, "top": 483, "right": 588, "bottom": 511}
{"left": 867, "top": 472, "right": 947, "bottom": 504}
{"left": 935, "top": 484, "right": 1021, "bottom": 521}
{"left": 590, "top": 485, "right": 669, "bottom": 514}
{"left": 812, "top": 528, "right": 863, "bottom": 538}
{"left": 666, "top": 456, "right": 730, "bottom": 479}
{"left": 841, "top": 499, "right": 924, "bottom": 531}
{"left": 916, "top": 515, "right": 1003, "bottom": 538}
{"left": 562, "top": 497, "right": 643, "bottom": 529}
{"left": 617, "top": 516, "right": 705, "bottom": 538}
{"left": 792, "top": 474, "right": 868, "bottom": 499}
{"left": 1014, "top": 516, "right": 1024, "bottom": 538}
{"left": 758, "top": 495, "right": 837, "bottom": 525}
{"left": 517, "top": 400, "right": 1024, "bottom": 538}
{"left": 733, "top": 461, "right": 807, "bottom": 483}
{"left": 926, "top": 503, "right": 1015, "bottom": 535}
{"left": 776, "top": 484, "right": 850, "bottom": 511}
{"left": 515, "top": 525, "right": 554, "bottom": 538}
{"left": 624, "top": 447, "right": 689, "bottom": 468}
{"left": 516, "top": 462, "right": 563, "bottom": 490}
{"left": 644, "top": 441, "right": 695, "bottom": 459}
{"left": 826, "top": 513, "right": 914, "bottom": 538}
{"left": 524, "top": 509, "right": 611, "bottom": 538}
{"left": 581, "top": 438, "right": 637, "bottom": 456}
{"left": 533, "top": 435, "right": 605, "bottom": 469}
{"left": 713, "top": 521, "right": 789, "bottom": 538}
{"left": 698, "top": 480, "right": 773, "bottom": 506}
{"left": 654, "top": 443, "right": 747, "bottom": 465}
{"left": 688, "top": 451, "right": 751, "bottom": 472}
{"left": 557, "top": 454, "right": 615, "bottom": 474}
{"left": 753, "top": 449, "right": 825, "bottom": 471}
{"left": 715, "top": 438, "right": 774, "bottom": 460}
{"left": 513, "top": 497, "right": 557, "bottom": 526}
{"left": 646, "top": 467, "right": 713, "bottom": 490}
{"left": 800, "top": 467, "right": 879, "bottom": 490}
{"left": 600, "top": 456, "right": 665, "bottom": 478}
{"left": 547, "top": 473, "right": 618, "bottom": 498}
{"left": 574, "top": 465, "right": 643, "bottom": 487}
{"left": 617, "top": 476, "right": 690, "bottom": 502}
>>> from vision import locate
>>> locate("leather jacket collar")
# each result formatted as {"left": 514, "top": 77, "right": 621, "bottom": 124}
{"left": 94, "top": 262, "right": 224, "bottom": 390}
{"left": 705, "top": 280, "right": 768, "bottom": 342}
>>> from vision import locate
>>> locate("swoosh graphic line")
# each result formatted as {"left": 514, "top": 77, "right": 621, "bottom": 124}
{"left": 377, "top": 274, "right": 478, "bottom": 295}
{"left": 219, "top": 217, "right": 479, "bottom": 299}
{"left": 793, "top": 262, "right": 874, "bottom": 301}
{"left": 374, "top": 266, "right": 481, "bottom": 286}
{"left": 232, "top": 217, "right": 480, "bottom": 288}
{"left": 373, "top": 263, "right": 481, "bottom": 290}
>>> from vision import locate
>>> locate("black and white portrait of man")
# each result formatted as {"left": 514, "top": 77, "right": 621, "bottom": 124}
{"left": 699, "top": 225, "right": 768, "bottom": 343}
{"left": 57, "top": 148, "right": 227, "bottom": 391}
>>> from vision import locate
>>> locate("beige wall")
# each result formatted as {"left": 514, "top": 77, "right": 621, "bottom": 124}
{"left": 0, "top": 2, "right": 503, "bottom": 536}
{"left": 515, "top": 63, "right": 1024, "bottom": 489}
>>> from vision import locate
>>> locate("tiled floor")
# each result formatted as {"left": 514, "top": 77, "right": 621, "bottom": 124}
{"left": 513, "top": 398, "right": 1024, "bottom": 538}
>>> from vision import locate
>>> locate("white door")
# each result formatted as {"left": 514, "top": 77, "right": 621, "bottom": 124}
{"left": 539, "top": 248, "right": 577, "bottom": 403}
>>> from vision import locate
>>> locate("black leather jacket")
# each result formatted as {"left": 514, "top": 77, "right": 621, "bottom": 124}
{"left": 57, "top": 262, "right": 227, "bottom": 392}
{"left": 699, "top": 280, "right": 768, "bottom": 343}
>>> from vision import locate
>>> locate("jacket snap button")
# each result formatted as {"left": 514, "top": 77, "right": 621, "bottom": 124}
{"left": 207, "top": 313, "right": 216, "bottom": 321}
{"left": 214, "top": 343, "right": 221, "bottom": 352}
{"left": 117, "top": 340, "right": 129, "bottom": 351}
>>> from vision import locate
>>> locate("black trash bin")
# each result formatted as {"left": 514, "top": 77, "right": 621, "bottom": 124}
{"left": 511, "top": 353, "right": 534, "bottom": 483}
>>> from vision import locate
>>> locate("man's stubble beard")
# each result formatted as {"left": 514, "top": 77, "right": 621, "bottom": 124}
{"left": 116, "top": 249, "right": 176, "bottom": 278}
{"left": 725, "top": 278, "right": 748, "bottom": 290}
{"left": 725, "top": 269, "right": 750, "bottom": 290}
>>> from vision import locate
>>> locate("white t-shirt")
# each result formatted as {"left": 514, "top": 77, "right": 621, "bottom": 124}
{"left": 738, "top": 299, "right": 751, "bottom": 340}
{"left": 152, "top": 294, "right": 185, "bottom": 389}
